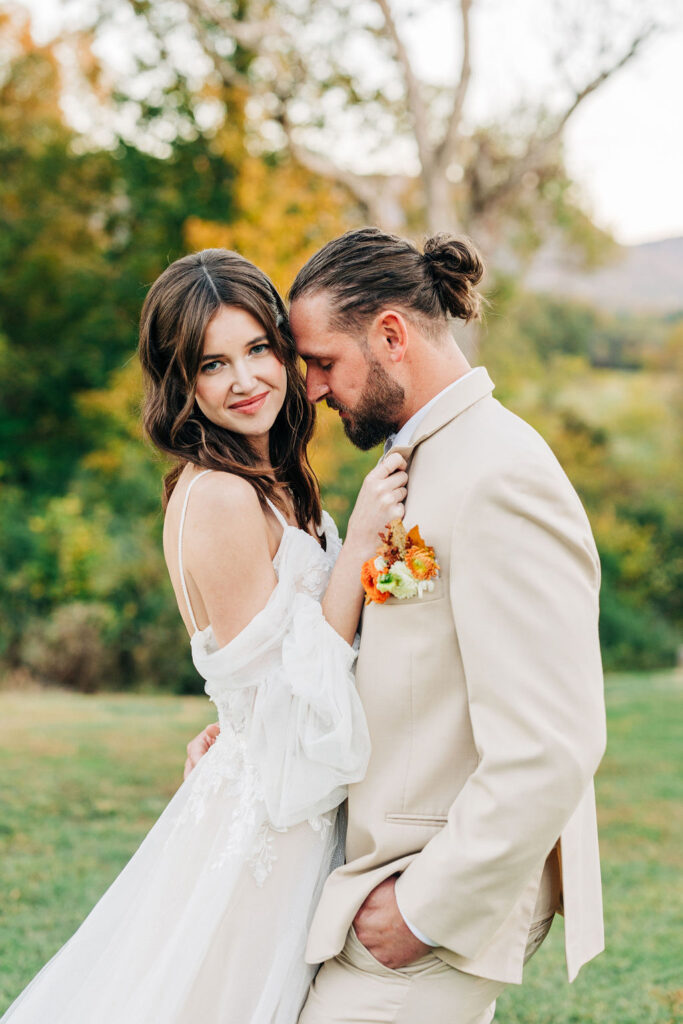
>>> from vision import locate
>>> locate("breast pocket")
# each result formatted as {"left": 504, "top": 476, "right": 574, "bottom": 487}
{"left": 381, "top": 576, "right": 447, "bottom": 607}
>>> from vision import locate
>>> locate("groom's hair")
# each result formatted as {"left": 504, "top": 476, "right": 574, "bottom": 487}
{"left": 289, "top": 227, "right": 484, "bottom": 336}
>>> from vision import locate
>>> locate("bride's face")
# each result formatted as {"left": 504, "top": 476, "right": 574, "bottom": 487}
{"left": 194, "top": 305, "right": 288, "bottom": 444}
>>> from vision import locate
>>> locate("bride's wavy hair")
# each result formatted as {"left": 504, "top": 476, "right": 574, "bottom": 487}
{"left": 139, "top": 248, "right": 321, "bottom": 529}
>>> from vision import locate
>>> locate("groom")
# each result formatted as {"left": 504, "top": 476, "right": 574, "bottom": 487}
{"left": 190, "top": 228, "right": 606, "bottom": 1023}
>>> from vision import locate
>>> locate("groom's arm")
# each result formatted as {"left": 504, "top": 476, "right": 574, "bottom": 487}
{"left": 392, "top": 453, "right": 606, "bottom": 960}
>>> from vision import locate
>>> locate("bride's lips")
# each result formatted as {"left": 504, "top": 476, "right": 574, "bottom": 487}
{"left": 229, "top": 392, "right": 269, "bottom": 414}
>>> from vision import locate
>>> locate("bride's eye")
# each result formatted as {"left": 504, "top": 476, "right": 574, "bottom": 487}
{"left": 250, "top": 343, "right": 270, "bottom": 356}
{"left": 200, "top": 360, "right": 222, "bottom": 374}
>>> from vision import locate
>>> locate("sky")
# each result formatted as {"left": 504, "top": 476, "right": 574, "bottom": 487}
{"left": 18, "top": 0, "right": 683, "bottom": 247}
{"left": 406, "top": 0, "right": 683, "bottom": 246}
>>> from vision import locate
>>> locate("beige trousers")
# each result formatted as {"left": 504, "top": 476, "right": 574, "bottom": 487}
{"left": 298, "top": 916, "right": 554, "bottom": 1024}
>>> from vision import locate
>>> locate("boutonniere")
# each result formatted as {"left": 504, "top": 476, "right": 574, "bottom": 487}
{"left": 361, "top": 519, "right": 440, "bottom": 605}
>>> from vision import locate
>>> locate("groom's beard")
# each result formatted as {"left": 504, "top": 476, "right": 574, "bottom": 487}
{"left": 326, "top": 356, "right": 405, "bottom": 451}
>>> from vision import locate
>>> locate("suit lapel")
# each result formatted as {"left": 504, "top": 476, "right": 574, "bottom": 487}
{"left": 384, "top": 367, "right": 495, "bottom": 464}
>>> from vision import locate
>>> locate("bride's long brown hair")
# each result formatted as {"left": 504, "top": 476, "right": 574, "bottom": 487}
{"left": 139, "top": 248, "right": 321, "bottom": 530}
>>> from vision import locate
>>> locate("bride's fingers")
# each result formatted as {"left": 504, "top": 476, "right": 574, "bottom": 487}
{"left": 387, "top": 471, "right": 409, "bottom": 491}
{"left": 381, "top": 452, "right": 407, "bottom": 475}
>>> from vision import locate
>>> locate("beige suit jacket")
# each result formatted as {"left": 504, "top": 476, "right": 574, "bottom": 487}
{"left": 306, "top": 368, "right": 606, "bottom": 985}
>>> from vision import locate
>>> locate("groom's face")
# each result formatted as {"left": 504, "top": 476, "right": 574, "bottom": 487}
{"left": 290, "top": 293, "right": 405, "bottom": 451}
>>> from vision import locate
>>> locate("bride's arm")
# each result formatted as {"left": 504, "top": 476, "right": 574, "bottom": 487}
{"left": 182, "top": 472, "right": 278, "bottom": 648}
{"left": 179, "top": 474, "right": 279, "bottom": 780}
{"left": 321, "top": 452, "right": 407, "bottom": 644}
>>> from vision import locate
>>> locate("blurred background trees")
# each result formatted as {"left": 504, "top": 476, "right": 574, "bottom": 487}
{"left": 0, "top": 0, "right": 680, "bottom": 692}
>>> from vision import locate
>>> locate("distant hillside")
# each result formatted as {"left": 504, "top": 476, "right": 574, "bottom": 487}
{"left": 525, "top": 236, "right": 683, "bottom": 314}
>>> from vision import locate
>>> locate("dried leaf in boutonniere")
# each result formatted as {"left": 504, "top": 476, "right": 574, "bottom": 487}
{"left": 361, "top": 519, "right": 440, "bottom": 605}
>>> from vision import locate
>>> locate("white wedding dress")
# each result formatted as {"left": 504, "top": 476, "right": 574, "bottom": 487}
{"left": 2, "top": 471, "right": 371, "bottom": 1024}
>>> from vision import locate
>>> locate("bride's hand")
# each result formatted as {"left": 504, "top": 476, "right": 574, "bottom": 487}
{"left": 183, "top": 723, "right": 221, "bottom": 780}
{"left": 345, "top": 452, "right": 408, "bottom": 556}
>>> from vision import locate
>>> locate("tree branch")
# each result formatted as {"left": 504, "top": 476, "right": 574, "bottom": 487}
{"left": 277, "top": 110, "right": 381, "bottom": 220}
{"left": 478, "top": 22, "right": 658, "bottom": 213}
{"left": 182, "top": 0, "right": 251, "bottom": 88}
{"left": 555, "top": 22, "right": 657, "bottom": 133}
{"left": 186, "top": 0, "right": 282, "bottom": 50}
{"left": 374, "top": 0, "right": 431, "bottom": 172}
{"left": 436, "top": 0, "right": 473, "bottom": 168}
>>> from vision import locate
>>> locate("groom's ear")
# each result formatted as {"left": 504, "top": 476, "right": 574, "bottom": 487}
{"left": 369, "top": 310, "right": 409, "bottom": 364}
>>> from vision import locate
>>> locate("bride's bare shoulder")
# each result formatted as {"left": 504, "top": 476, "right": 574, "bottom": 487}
{"left": 164, "top": 469, "right": 268, "bottom": 557}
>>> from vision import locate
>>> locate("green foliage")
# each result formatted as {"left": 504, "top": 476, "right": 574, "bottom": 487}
{"left": 0, "top": 23, "right": 238, "bottom": 495}
{"left": 0, "top": 15, "right": 241, "bottom": 691}
{"left": 1, "top": 12, "right": 680, "bottom": 692}
{"left": 481, "top": 290, "right": 683, "bottom": 670}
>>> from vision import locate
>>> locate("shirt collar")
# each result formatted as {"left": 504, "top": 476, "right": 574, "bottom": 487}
{"left": 383, "top": 368, "right": 479, "bottom": 456}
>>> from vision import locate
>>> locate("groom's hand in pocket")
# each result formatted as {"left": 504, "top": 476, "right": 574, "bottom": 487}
{"left": 352, "top": 875, "right": 431, "bottom": 970}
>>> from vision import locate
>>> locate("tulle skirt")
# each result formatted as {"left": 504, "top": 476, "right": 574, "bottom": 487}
{"left": 2, "top": 733, "right": 340, "bottom": 1024}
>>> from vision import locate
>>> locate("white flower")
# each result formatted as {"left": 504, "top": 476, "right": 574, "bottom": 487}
{"left": 374, "top": 556, "right": 388, "bottom": 571}
{"left": 416, "top": 579, "right": 436, "bottom": 598}
{"left": 376, "top": 560, "right": 418, "bottom": 600}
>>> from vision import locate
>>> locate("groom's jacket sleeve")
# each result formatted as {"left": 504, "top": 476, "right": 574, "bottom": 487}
{"left": 394, "top": 451, "right": 606, "bottom": 960}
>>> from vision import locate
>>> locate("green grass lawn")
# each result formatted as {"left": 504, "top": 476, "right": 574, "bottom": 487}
{"left": 1, "top": 673, "right": 681, "bottom": 1020}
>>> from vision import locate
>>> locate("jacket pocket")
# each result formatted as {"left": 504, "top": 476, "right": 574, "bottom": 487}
{"left": 382, "top": 577, "right": 447, "bottom": 606}
{"left": 385, "top": 812, "right": 448, "bottom": 827}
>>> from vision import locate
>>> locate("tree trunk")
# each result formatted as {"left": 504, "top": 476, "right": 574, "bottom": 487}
{"left": 425, "top": 165, "right": 457, "bottom": 235}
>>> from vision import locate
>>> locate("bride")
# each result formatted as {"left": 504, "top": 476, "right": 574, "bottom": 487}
{"left": 2, "top": 249, "right": 408, "bottom": 1023}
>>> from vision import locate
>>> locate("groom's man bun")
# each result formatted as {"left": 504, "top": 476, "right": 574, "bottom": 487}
{"left": 421, "top": 234, "right": 483, "bottom": 322}
{"left": 289, "top": 226, "right": 484, "bottom": 335}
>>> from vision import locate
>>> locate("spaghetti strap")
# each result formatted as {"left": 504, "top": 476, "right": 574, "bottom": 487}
{"left": 265, "top": 496, "right": 289, "bottom": 531}
{"left": 178, "top": 470, "right": 212, "bottom": 633}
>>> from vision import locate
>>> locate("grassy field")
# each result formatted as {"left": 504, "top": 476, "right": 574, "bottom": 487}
{"left": 1, "top": 672, "right": 681, "bottom": 1021}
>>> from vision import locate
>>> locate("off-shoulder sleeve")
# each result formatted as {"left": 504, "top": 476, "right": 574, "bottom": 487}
{"left": 191, "top": 571, "right": 370, "bottom": 829}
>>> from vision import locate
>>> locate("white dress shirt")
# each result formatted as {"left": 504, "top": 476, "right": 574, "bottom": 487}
{"left": 383, "top": 369, "right": 479, "bottom": 456}
{"left": 383, "top": 368, "right": 478, "bottom": 948}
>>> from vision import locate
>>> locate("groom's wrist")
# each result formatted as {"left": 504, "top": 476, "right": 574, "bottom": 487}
{"left": 394, "top": 887, "right": 439, "bottom": 947}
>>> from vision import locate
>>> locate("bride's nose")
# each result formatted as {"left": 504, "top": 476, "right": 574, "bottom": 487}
{"left": 231, "top": 360, "right": 257, "bottom": 394}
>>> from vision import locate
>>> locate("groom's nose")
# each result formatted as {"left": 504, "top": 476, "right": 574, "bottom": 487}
{"left": 305, "top": 369, "right": 330, "bottom": 404}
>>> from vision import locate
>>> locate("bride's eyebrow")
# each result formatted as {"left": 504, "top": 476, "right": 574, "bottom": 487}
{"left": 201, "top": 335, "right": 269, "bottom": 361}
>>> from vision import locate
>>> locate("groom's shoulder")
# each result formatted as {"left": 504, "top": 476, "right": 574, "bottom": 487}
{"left": 441, "top": 393, "right": 560, "bottom": 471}
{"left": 422, "top": 394, "right": 585, "bottom": 515}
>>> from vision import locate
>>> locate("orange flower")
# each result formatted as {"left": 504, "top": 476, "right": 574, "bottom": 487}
{"left": 404, "top": 546, "right": 440, "bottom": 581}
{"left": 361, "top": 559, "right": 389, "bottom": 605}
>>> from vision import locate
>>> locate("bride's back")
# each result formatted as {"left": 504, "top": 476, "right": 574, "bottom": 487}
{"left": 163, "top": 466, "right": 280, "bottom": 645}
